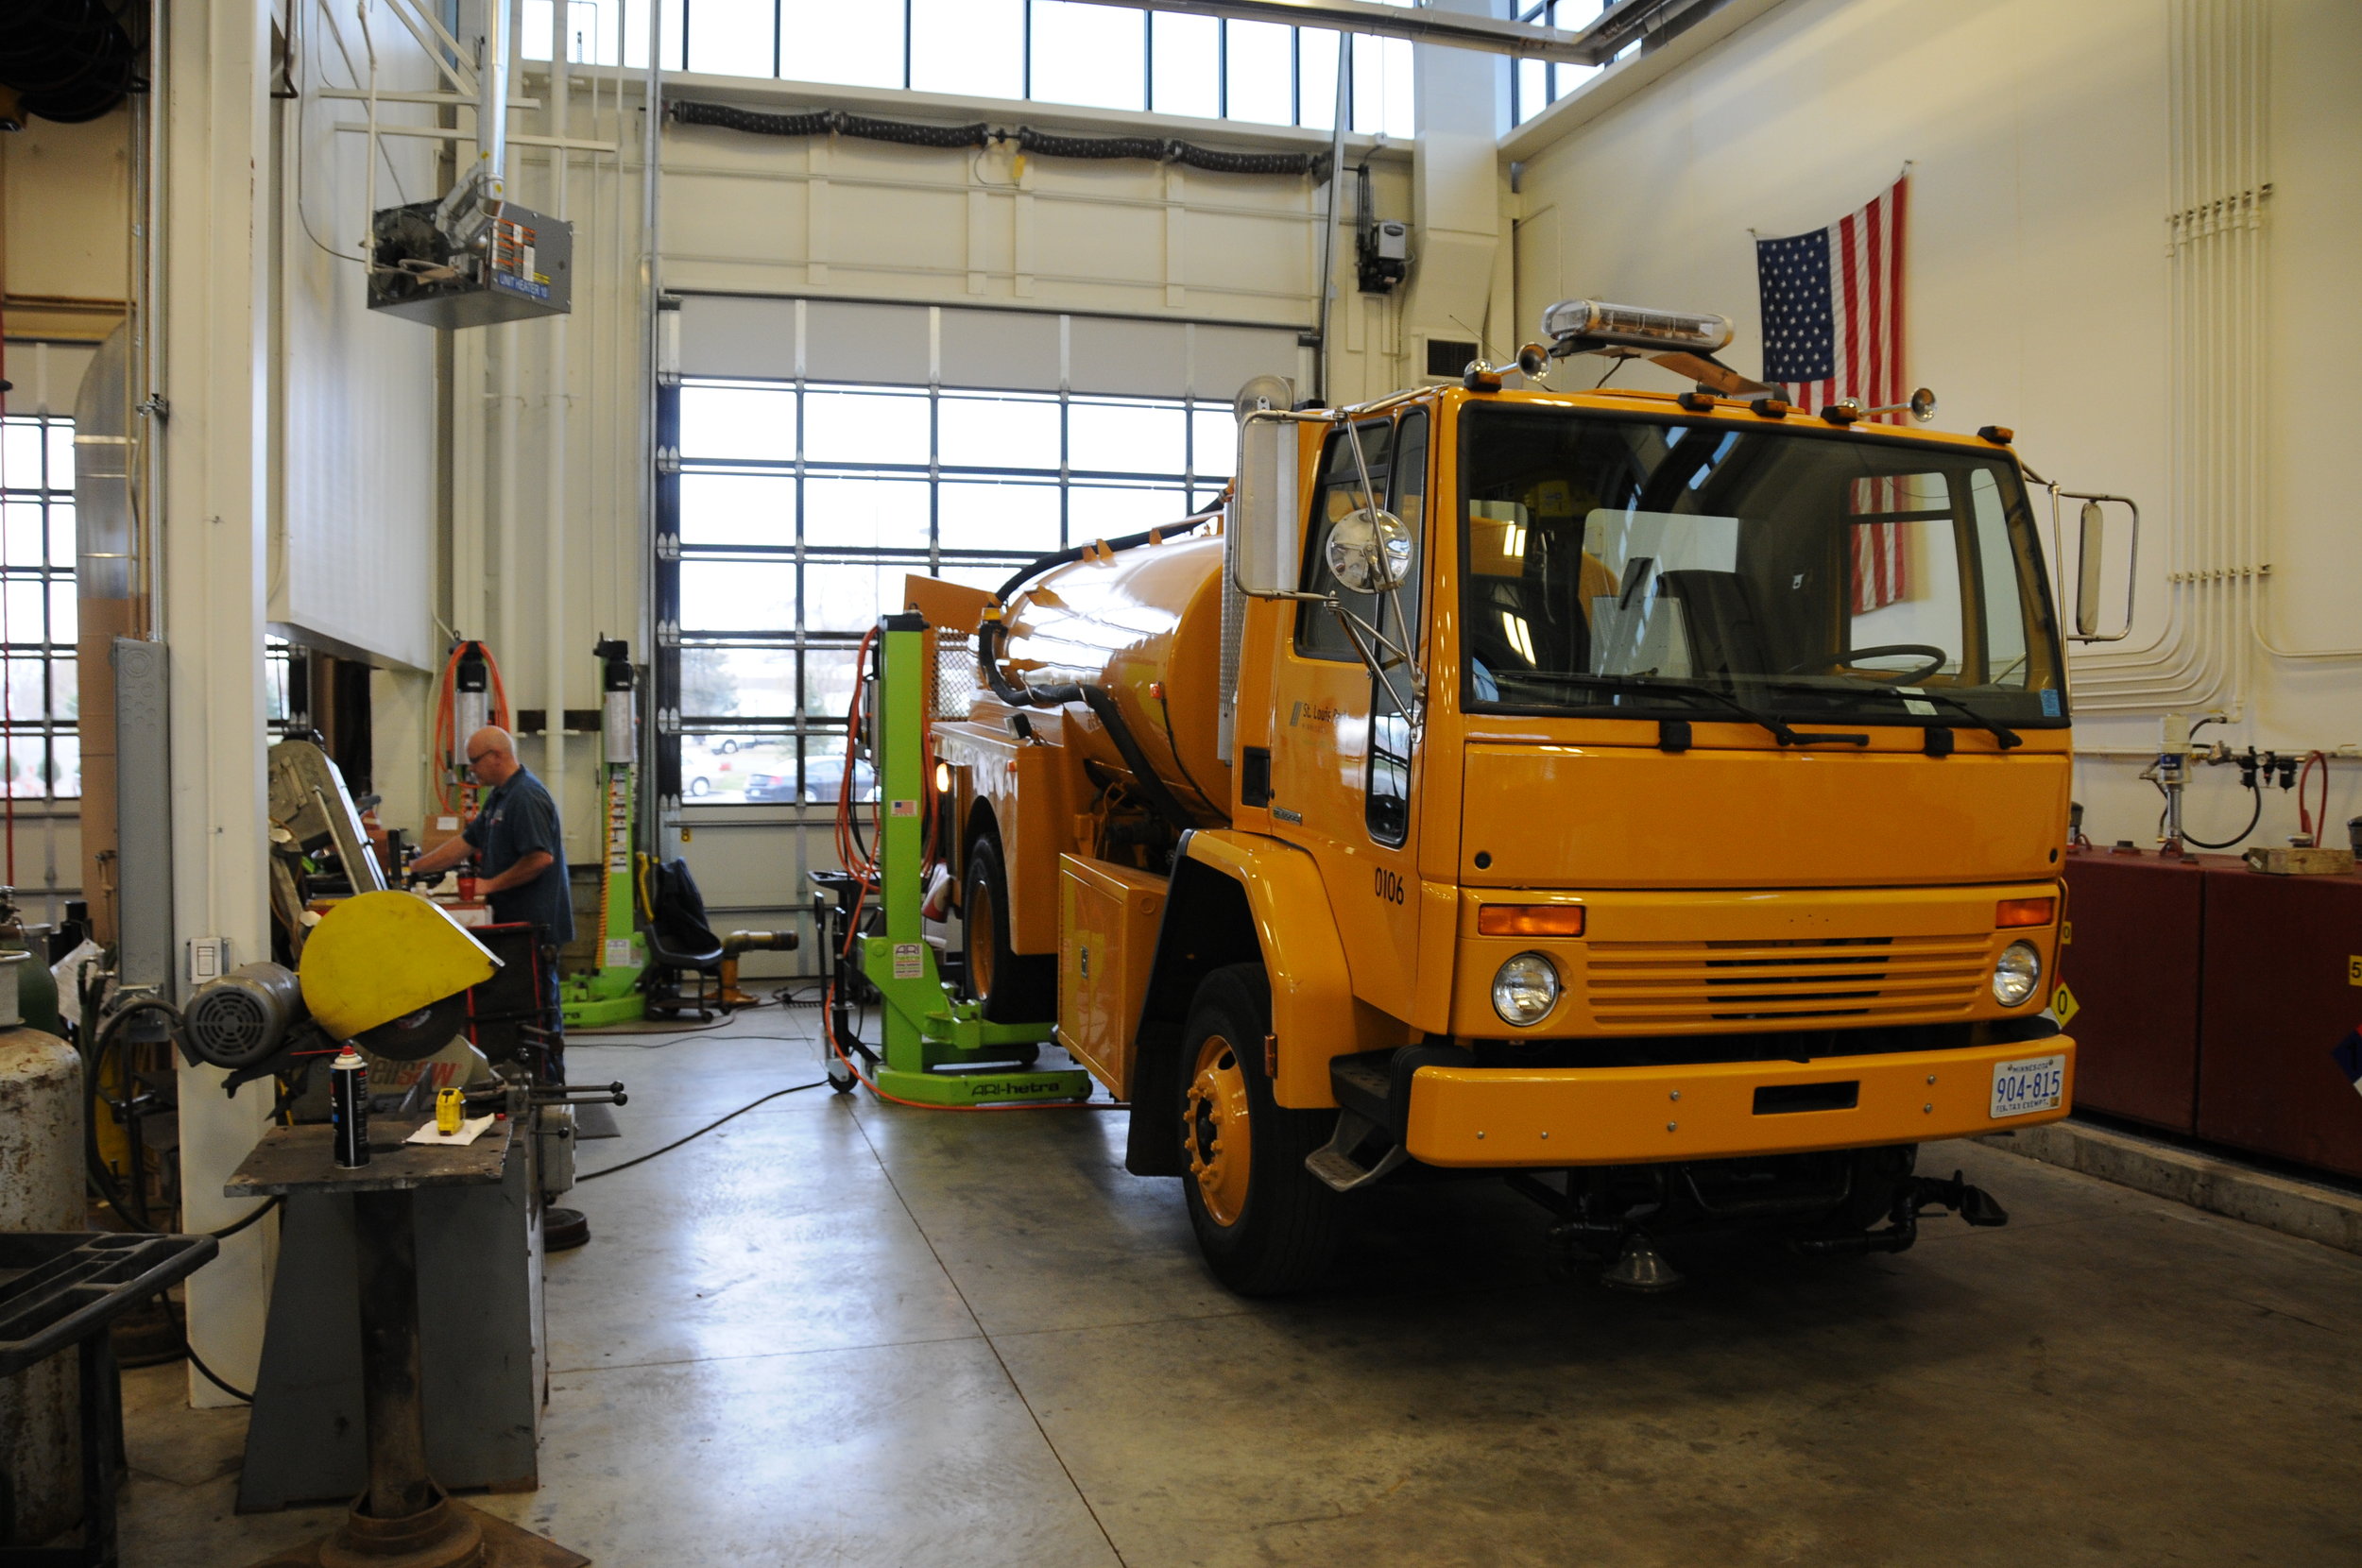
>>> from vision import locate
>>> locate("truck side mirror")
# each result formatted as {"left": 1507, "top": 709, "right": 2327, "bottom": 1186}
{"left": 1326, "top": 507, "right": 1412, "bottom": 593}
{"left": 1231, "top": 415, "right": 1306, "bottom": 598}
{"left": 2052, "top": 490, "right": 2140, "bottom": 642}
{"left": 2074, "top": 501, "right": 2105, "bottom": 638}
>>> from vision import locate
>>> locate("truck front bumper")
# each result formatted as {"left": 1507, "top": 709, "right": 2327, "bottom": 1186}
{"left": 1402, "top": 1036, "right": 2075, "bottom": 1167}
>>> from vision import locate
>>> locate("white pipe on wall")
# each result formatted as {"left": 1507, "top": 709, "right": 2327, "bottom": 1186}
{"left": 544, "top": 1, "right": 570, "bottom": 789}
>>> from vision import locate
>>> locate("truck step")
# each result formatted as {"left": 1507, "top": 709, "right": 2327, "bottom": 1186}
{"left": 1304, "top": 1108, "right": 1410, "bottom": 1193}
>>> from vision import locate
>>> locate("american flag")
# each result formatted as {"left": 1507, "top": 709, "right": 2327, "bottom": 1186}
{"left": 1757, "top": 175, "right": 1910, "bottom": 612}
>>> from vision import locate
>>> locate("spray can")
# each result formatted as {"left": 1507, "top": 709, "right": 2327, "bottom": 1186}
{"left": 331, "top": 1046, "right": 370, "bottom": 1167}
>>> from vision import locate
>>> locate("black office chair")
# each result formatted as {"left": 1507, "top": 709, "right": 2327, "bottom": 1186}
{"left": 643, "top": 858, "right": 727, "bottom": 1019}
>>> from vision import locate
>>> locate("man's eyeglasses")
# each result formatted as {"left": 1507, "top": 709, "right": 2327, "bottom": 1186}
{"left": 467, "top": 750, "right": 499, "bottom": 766}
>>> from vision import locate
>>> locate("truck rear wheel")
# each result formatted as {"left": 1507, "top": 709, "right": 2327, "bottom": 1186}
{"left": 1177, "top": 963, "right": 1343, "bottom": 1295}
{"left": 962, "top": 834, "right": 1055, "bottom": 1023}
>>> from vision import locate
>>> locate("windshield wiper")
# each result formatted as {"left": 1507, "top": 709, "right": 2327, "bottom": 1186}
{"left": 1761, "top": 675, "right": 2023, "bottom": 750}
{"left": 1506, "top": 673, "right": 1869, "bottom": 748}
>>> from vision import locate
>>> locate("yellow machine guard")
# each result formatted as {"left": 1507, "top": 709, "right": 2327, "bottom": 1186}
{"left": 299, "top": 890, "right": 499, "bottom": 1041}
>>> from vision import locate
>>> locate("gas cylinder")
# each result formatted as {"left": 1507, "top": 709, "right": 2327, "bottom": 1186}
{"left": 0, "top": 997, "right": 88, "bottom": 1545}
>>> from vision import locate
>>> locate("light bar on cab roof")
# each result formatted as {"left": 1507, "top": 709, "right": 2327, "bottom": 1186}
{"left": 1542, "top": 298, "right": 1734, "bottom": 354}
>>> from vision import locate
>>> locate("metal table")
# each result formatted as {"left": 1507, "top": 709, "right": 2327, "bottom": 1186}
{"left": 225, "top": 1117, "right": 587, "bottom": 1568}
{"left": 0, "top": 1231, "right": 219, "bottom": 1567}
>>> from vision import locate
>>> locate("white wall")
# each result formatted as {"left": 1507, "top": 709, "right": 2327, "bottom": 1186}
{"left": 271, "top": 9, "right": 440, "bottom": 673}
{"left": 1507, "top": 0, "right": 2362, "bottom": 851}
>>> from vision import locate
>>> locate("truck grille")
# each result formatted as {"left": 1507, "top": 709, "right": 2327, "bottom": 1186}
{"left": 1583, "top": 934, "right": 1990, "bottom": 1029}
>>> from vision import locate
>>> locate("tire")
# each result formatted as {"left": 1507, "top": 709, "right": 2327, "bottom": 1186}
{"left": 961, "top": 834, "right": 1055, "bottom": 1023}
{"left": 717, "top": 739, "right": 738, "bottom": 754}
{"left": 1177, "top": 963, "right": 1343, "bottom": 1295}
{"left": 687, "top": 776, "right": 710, "bottom": 797}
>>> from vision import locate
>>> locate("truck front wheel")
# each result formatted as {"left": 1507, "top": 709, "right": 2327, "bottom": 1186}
{"left": 1177, "top": 963, "right": 1343, "bottom": 1295}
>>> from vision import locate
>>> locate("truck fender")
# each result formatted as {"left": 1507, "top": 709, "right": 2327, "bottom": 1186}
{"left": 1122, "top": 829, "right": 1358, "bottom": 1175}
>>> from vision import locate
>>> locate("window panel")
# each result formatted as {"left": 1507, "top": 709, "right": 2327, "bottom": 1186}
{"left": 802, "top": 386, "right": 930, "bottom": 466}
{"left": 1030, "top": 1, "right": 1145, "bottom": 113}
{"left": 678, "top": 644, "right": 796, "bottom": 719}
{"left": 678, "top": 472, "right": 794, "bottom": 547}
{"left": 938, "top": 392, "right": 1061, "bottom": 470}
{"left": 46, "top": 582, "right": 73, "bottom": 644}
{"left": 1298, "top": 27, "right": 1340, "bottom": 132}
{"left": 43, "top": 425, "right": 71, "bottom": 482}
{"left": 1070, "top": 399, "right": 1186, "bottom": 476}
{"left": 623, "top": 0, "right": 686, "bottom": 69}
{"left": 46, "top": 730, "right": 78, "bottom": 799}
{"left": 802, "top": 649, "right": 864, "bottom": 718}
{"left": 804, "top": 559, "right": 911, "bottom": 633}
{"left": 776, "top": 0, "right": 903, "bottom": 87}
{"left": 1150, "top": 12, "right": 1219, "bottom": 118}
{"left": 940, "top": 479, "right": 1062, "bottom": 554}
{"left": 681, "top": 557, "right": 796, "bottom": 631}
{"left": 0, "top": 422, "right": 41, "bottom": 485}
{"left": 686, "top": 0, "right": 777, "bottom": 77}
{"left": 1224, "top": 19, "right": 1293, "bottom": 126}
{"left": 2, "top": 580, "right": 43, "bottom": 641}
{"left": 803, "top": 476, "right": 930, "bottom": 551}
{"left": 1190, "top": 407, "right": 1237, "bottom": 479}
{"left": 521, "top": 0, "right": 620, "bottom": 65}
{"left": 679, "top": 383, "right": 795, "bottom": 461}
{"left": 800, "top": 734, "right": 877, "bottom": 804}
{"left": 45, "top": 503, "right": 71, "bottom": 568}
{"left": 694, "top": 736, "right": 798, "bottom": 803}
{"left": 1515, "top": 58, "right": 1547, "bottom": 125}
{"left": 1356, "top": 35, "right": 1416, "bottom": 138}
{"left": 2, "top": 503, "right": 44, "bottom": 567}
{"left": 912, "top": 0, "right": 1022, "bottom": 99}
{"left": 1070, "top": 484, "right": 1190, "bottom": 536}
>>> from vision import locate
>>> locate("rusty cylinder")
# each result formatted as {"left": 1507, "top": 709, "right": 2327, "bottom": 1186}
{"left": 0, "top": 995, "right": 88, "bottom": 1546}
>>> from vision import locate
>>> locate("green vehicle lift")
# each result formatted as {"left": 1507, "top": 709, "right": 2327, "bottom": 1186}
{"left": 560, "top": 638, "right": 650, "bottom": 1029}
{"left": 820, "top": 613, "right": 1092, "bottom": 1106}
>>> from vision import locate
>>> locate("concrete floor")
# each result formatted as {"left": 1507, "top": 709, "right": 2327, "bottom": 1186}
{"left": 119, "top": 1006, "right": 2362, "bottom": 1567}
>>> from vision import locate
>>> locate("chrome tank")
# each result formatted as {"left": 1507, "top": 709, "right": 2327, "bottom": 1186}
{"left": 1000, "top": 533, "right": 1229, "bottom": 821}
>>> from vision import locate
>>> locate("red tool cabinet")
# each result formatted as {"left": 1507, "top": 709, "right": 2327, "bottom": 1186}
{"left": 2059, "top": 851, "right": 2206, "bottom": 1132}
{"left": 2058, "top": 847, "right": 2362, "bottom": 1181}
{"left": 2196, "top": 864, "right": 2362, "bottom": 1180}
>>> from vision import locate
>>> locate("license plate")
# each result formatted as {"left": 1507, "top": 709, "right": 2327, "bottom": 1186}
{"left": 1990, "top": 1053, "right": 2065, "bottom": 1119}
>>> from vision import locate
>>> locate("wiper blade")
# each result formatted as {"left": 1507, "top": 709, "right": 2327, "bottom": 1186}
{"left": 1513, "top": 673, "right": 1868, "bottom": 748}
{"left": 1763, "top": 675, "right": 2023, "bottom": 750}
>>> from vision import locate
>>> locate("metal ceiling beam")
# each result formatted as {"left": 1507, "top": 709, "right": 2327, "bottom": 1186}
{"left": 1076, "top": 0, "right": 1599, "bottom": 65}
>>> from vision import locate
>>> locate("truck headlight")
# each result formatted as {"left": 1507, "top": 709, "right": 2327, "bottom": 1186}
{"left": 1492, "top": 952, "right": 1560, "bottom": 1027}
{"left": 1992, "top": 942, "right": 2043, "bottom": 1007}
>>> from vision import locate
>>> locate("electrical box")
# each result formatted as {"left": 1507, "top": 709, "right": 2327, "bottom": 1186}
{"left": 368, "top": 198, "right": 573, "bottom": 330}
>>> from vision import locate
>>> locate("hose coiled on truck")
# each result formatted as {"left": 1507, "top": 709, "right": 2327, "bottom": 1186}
{"left": 976, "top": 517, "right": 1218, "bottom": 840}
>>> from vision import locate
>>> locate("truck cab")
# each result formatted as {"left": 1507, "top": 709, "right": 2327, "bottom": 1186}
{"left": 924, "top": 318, "right": 2078, "bottom": 1295}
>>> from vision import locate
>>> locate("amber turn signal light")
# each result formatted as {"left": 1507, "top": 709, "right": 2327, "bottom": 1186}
{"left": 1995, "top": 896, "right": 2056, "bottom": 928}
{"left": 1479, "top": 905, "right": 1586, "bottom": 937}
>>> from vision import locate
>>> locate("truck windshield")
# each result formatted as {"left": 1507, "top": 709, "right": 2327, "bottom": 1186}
{"left": 1457, "top": 403, "right": 2066, "bottom": 727}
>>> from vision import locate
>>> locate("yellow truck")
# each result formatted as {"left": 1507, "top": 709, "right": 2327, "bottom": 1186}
{"left": 918, "top": 301, "right": 2079, "bottom": 1293}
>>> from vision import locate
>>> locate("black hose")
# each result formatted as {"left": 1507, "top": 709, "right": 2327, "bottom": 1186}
{"left": 83, "top": 997, "right": 282, "bottom": 1240}
{"left": 2182, "top": 782, "right": 2265, "bottom": 850}
{"left": 183, "top": 1343, "right": 254, "bottom": 1405}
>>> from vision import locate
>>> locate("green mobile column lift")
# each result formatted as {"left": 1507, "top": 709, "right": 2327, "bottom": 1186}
{"left": 847, "top": 613, "right": 1091, "bottom": 1105}
{"left": 560, "top": 637, "right": 650, "bottom": 1028}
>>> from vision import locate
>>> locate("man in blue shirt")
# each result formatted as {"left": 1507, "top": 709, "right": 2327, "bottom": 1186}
{"left": 410, "top": 726, "right": 573, "bottom": 1065}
